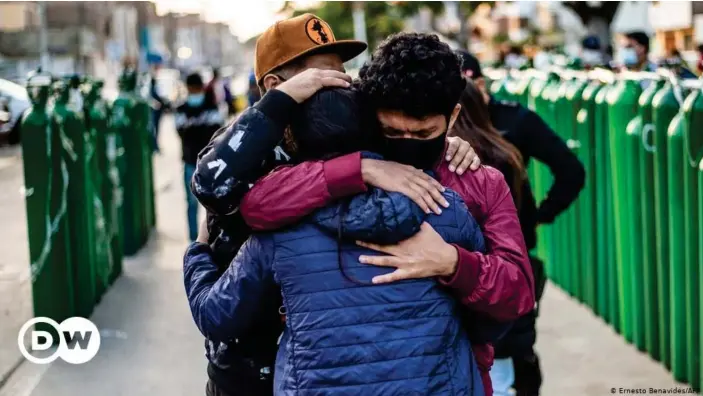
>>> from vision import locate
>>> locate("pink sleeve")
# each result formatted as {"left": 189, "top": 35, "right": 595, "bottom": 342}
{"left": 240, "top": 152, "right": 367, "bottom": 231}
{"left": 439, "top": 168, "right": 535, "bottom": 322}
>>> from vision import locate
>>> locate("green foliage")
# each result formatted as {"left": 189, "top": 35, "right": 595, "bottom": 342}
{"left": 562, "top": 1, "right": 620, "bottom": 25}
{"left": 283, "top": 1, "right": 492, "bottom": 51}
{"left": 492, "top": 33, "right": 510, "bottom": 45}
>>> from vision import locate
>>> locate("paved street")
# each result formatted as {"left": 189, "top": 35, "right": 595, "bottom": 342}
{"left": 0, "top": 116, "right": 694, "bottom": 395}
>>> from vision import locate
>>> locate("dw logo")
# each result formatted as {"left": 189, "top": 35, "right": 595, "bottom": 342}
{"left": 18, "top": 317, "right": 101, "bottom": 364}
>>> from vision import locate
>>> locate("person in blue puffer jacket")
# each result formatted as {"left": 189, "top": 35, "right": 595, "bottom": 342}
{"left": 184, "top": 88, "right": 501, "bottom": 395}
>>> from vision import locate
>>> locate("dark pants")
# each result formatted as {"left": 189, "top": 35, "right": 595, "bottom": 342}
{"left": 494, "top": 256, "right": 547, "bottom": 396}
{"left": 151, "top": 109, "right": 162, "bottom": 152}
{"left": 205, "top": 377, "right": 273, "bottom": 396}
{"left": 513, "top": 353, "right": 542, "bottom": 396}
{"left": 515, "top": 256, "right": 546, "bottom": 396}
{"left": 205, "top": 361, "right": 274, "bottom": 396}
{"left": 184, "top": 163, "right": 198, "bottom": 241}
{"left": 206, "top": 380, "right": 234, "bottom": 396}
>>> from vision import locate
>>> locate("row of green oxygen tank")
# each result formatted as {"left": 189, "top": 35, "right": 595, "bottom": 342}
{"left": 20, "top": 69, "right": 156, "bottom": 322}
{"left": 487, "top": 68, "right": 703, "bottom": 391}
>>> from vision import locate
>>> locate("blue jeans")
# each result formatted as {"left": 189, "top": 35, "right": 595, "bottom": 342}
{"left": 151, "top": 109, "right": 162, "bottom": 152}
{"left": 184, "top": 163, "right": 198, "bottom": 241}
{"left": 490, "top": 358, "right": 515, "bottom": 396}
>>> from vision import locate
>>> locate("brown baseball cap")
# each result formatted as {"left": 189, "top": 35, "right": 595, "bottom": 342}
{"left": 254, "top": 13, "right": 367, "bottom": 84}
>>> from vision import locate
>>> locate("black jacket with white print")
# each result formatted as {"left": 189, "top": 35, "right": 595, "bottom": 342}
{"left": 187, "top": 89, "right": 296, "bottom": 395}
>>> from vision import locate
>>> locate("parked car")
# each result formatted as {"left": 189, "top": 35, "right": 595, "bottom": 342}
{"left": 0, "top": 78, "right": 30, "bottom": 145}
{"left": 0, "top": 97, "right": 11, "bottom": 131}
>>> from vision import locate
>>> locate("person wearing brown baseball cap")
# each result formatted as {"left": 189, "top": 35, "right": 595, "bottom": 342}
{"left": 188, "top": 16, "right": 481, "bottom": 396}
{"left": 190, "top": 14, "right": 368, "bottom": 396}
{"left": 254, "top": 13, "right": 367, "bottom": 92}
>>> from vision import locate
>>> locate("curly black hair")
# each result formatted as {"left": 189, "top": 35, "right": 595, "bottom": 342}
{"left": 290, "top": 88, "right": 367, "bottom": 161}
{"left": 357, "top": 33, "right": 466, "bottom": 120}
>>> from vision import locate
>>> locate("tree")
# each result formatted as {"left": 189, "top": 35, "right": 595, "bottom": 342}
{"left": 282, "top": 2, "right": 404, "bottom": 51}
{"left": 562, "top": 1, "right": 621, "bottom": 26}
{"left": 282, "top": 1, "right": 491, "bottom": 51}
{"left": 562, "top": 1, "right": 621, "bottom": 47}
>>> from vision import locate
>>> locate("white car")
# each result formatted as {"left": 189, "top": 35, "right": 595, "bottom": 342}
{"left": 0, "top": 78, "right": 30, "bottom": 145}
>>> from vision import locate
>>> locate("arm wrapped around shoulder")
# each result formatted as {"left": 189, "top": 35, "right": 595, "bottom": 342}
{"left": 311, "top": 186, "right": 427, "bottom": 245}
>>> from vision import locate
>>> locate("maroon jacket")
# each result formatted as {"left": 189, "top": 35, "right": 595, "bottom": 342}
{"left": 240, "top": 152, "right": 535, "bottom": 395}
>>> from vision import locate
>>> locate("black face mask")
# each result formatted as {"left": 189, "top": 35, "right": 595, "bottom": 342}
{"left": 382, "top": 132, "right": 447, "bottom": 170}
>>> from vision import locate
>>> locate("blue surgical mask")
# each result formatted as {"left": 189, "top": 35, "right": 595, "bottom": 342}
{"left": 581, "top": 50, "right": 602, "bottom": 67}
{"left": 619, "top": 47, "right": 639, "bottom": 67}
{"left": 187, "top": 93, "right": 205, "bottom": 107}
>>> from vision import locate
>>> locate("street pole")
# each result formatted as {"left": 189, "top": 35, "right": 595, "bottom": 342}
{"left": 136, "top": 1, "right": 149, "bottom": 73}
{"left": 451, "top": 1, "right": 469, "bottom": 51}
{"left": 37, "top": 1, "right": 49, "bottom": 72}
{"left": 352, "top": 2, "right": 368, "bottom": 68}
{"left": 74, "top": 2, "right": 85, "bottom": 74}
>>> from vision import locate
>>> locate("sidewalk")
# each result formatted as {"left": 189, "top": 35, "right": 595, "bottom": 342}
{"left": 0, "top": 115, "right": 693, "bottom": 395}
{"left": 0, "top": 116, "right": 207, "bottom": 395}
{"left": 0, "top": 144, "right": 32, "bottom": 386}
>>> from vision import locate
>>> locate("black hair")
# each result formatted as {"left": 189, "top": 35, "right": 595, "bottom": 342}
{"left": 508, "top": 45, "right": 522, "bottom": 55}
{"left": 626, "top": 31, "right": 650, "bottom": 53}
{"left": 357, "top": 32, "right": 466, "bottom": 120}
{"left": 698, "top": 44, "right": 703, "bottom": 53}
{"left": 456, "top": 50, "right": 483, "bottom": 79}
{"left": 289, "top": 88, "right": 368, "bottom": 161}
{"left": 289, "top": 87, "right": 373, "bottom": 286}
{"left": 186, "top": 72, "right": 204, "bottom": 88}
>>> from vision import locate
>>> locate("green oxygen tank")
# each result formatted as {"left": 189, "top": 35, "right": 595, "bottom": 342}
{"left": 131, "top": 75, "right": 156, "bottom": 237}
{"left": 682, "top": 86, "right": 703, "bottom": 390}
{"left": 623, "top": 77, "right": 660, "bottom": 353}
{"left": 666, "top": 98, "right": 687, "bottom": 382}
{"left": 606, "top": 77, "right": 642, "bottom": 341}
{"left": 513, "top": 73, "right": 534, "bottom": 107}
{"left": 538, "top": 72, "right": 561, "bottom": 282}
{"left": 82, "top": 80, "right": 114, "bottom": 299}
{"left": 112, "top": 69, "right": 145, "bottom": 255}
{"left": 576, "top": 80, "right": 603, "bottom": 311}
{"left": 699, "top": 155, "right": 703, "bottom": 393}
{"left": 20, "top": 72, "right": 75, "bottom": 322}
{"left": 652, "top": 79, "right": 681, "bottom": 370}
{"left": 490, "top": 76, "right": 511, "bottom": 102}
{"left": 634, "top": 78, "right": 666, "bottom": 359}
{"left": 527, "top": 75, "right": 553, "bottom": 266}
{"left": 93, "top": 81, "right": 124, "bottom": 285}
{"left": 52, "top": 79, "right": 97, "bottom": 318}
{"left": 553, "top": 77, "right": 572, "bottom": 296}
{"left": 594, "top": 80, "right": 617, "bottom": 326}
{"left": 564, "top": 76, "right": 588, "bottom": 302}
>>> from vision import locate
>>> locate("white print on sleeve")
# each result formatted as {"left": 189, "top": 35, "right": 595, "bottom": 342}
{"left": 207, "top": 159, "right": 227, "bottom": 180}
{"left": 274, "top": 146, "right": 290, "bottom": 162}
{"left": 228, "top": 130, "right": 244, "bottom": 152}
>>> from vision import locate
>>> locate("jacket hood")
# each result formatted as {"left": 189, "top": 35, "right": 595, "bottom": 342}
{"left": 311, "top": 186, "right": 426, "bottom": 245}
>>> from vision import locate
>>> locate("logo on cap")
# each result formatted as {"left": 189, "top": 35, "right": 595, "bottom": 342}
{"left": 305, "top": 18, "right": 332, "bottom": 45}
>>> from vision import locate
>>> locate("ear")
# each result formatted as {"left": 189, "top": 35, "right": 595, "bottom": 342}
{"left": 475, "top": 77, "right": 490, "bottom": 104}
{"left": 448, "top": 104, "right": 462, "bottom": 131}
{"left": 262, "top": 74, "right": 283, "bottom": 91}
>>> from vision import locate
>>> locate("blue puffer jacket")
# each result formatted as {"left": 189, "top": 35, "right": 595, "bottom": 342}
{"left": 185, "top": 184, "right": 490, "bottom": 395}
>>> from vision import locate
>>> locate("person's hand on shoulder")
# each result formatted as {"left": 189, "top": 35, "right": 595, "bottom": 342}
{"left": 361, "top": 159, "right": 449, "bottom": 215}
{"left": 445, "top": 136, "right": 481, "bottom": 174}
{"left": 276, "top": 68, "right": 351, "bottom": 103}
{"left": 357, "top": 222, "right": 459, "bottom": 283}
